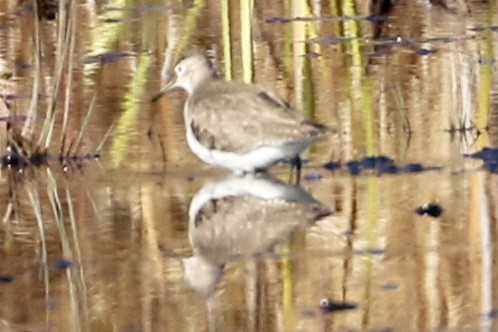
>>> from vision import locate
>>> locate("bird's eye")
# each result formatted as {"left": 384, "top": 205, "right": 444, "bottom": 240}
{"left": 176, "top": 65, "right": 184, "bottom": 74}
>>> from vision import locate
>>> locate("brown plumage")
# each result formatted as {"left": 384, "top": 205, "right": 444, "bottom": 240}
{"left": 151, "top": 52, "right": 331, "bottom": 172}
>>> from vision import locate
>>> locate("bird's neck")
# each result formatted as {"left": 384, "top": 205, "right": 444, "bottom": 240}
{"left": 187, "top": 72, "right": 217, "bottom": 95}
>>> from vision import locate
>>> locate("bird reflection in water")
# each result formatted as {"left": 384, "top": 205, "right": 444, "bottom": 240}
{"left": 179, "top": 173, "right": 331, "bottom": 297}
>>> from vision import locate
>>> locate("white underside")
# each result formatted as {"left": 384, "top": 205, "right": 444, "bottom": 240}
{"left": 185, "top": 125, "right": 314, "bottom": 172}
{"left": 188, "top": 173, "right": 318, "bottom": 223}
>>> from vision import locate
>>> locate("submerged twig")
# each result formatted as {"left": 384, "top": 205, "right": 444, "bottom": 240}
{"left": 21, "top": 0, "right": 41, "bottom": 141}
{"left": 59, "top": 0, "right": 77, "bottom": 152}
{"left": 70, "top": 94, "right": 97, "bottom": 157}
{"left": 2, "top": 201, "right": 14, "bottom": 225}
{"left": 46, "top": 168, "right": 69, "bottom": 252}
{"left": 2, "top": 171, "right": 19, "bottom": 225}
{"left": 25, "top": 182, "right": 50, "bottom": 313}
{"left": 65, "top": 137, "right": 76, "bottom": 159}
{"left": 65, "top": 184, "right": 88, "bottom": 329}
{"left": 39, "top": 0, "right": 75, "bottom": 150}
{"left": 391, "top": 84, "right": 412, "bottom": 137}
{"left": 157, "top": 133, "right": 167, "bottom": 169}
{"left": 6, "top": 137, "right": 31, "bottom": 164}
{"left": 95, "top": 118, "right": 118, "bottom": 155}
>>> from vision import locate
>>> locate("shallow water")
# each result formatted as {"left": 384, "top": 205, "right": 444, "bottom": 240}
{"left": 1, "top": 0, "right": 498, "bottom": 331}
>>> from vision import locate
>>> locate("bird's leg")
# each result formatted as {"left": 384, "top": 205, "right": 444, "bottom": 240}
{"left": 288, "top": 155, "right": 302, "bottom": 185}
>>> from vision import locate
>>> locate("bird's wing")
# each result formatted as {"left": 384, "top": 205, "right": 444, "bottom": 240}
{"left": 191, "top": 195, "right": 329, "bottom": 261}
{"left": 189, "top": 83, "right": 326, "bottom": 154}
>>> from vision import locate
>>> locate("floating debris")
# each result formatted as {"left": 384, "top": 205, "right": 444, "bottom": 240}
{"left": 403, "top": 164, "right": 441, "bottom": 174}
{"left": 102, "top": 18, "right": 123, "bottom": 23}
{"left": 54, "top": 259, "right": 73, "bottom": 270}
{"left": 478, "top": 55, "right": 495, "bottom": 65}
{"left": 322, "top": 156, "right": 439, "bottom": 176}
{"left": 373, "top": 37, "right": 413, "bottom": 47}
{"left": 366, "top": 248, "right": 385, "bottom": 256}
{"left": 322, "top": 161, "right": 341, "bottom": 171}
{"left": 1, "top": 149, "right": 100, "bottom": 170}
{"left": 470, "top": 25, "right": 498, "bottom": 32}
{"left": 346, "top": 160, "right": 362, "bottom": 176}
{"left": 487, "top": 309, "right": 498, "bottom": 319}
{"left": 319, "top": 298, "right": 358, "bottom": 313}
{"left": 84, "top": 51, "right": 133, "bottom": 65}
{"left": 359, "top": 156, "right": 395, "bottom": 170}
{"left": 400, "top": 163, "right": 425, "bottom": 173}
{"left": 377, "top": 164, "right": 399, "bottom": 175}
{"left": 379, "top": 283, "right": 399, "bottom": 291}
{"left": 416, "top": 48, "right": 437, "bottom": 56}
{"left": 484, "top": 162, "right": 498, "bottom": 173}
{"left": 0, "top": 275, "right": 14, "bottom": 284}
{"left": 415, "top": 203, "right": 443, "bottom": 218}
{"left": 464, "top": 147, "right": 498, "bottom": 173}
{"left": 365, "top": 15, "right": 387, "bottom": 23}
{"left": 265, "top": 17, "right": 292, "bottom": 24}
{"left": 465, "top": 147, "right": 498, "bottom": 162}
{"left": 1, "top": 154, "right": 28, "bottom": 169}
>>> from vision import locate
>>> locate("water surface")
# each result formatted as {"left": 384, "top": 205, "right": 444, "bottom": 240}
{"left": 1, "top": 1, "right": 498, "bottom": 331}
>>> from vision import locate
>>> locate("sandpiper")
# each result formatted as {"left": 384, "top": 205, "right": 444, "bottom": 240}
{"left": 151, "top": 52, "right": 329, "bottom": 173}
{"left": 184, "top": 173, "right": 331, "bottom": 296}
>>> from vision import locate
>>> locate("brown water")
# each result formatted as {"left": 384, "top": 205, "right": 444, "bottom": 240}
{"left": 1, "top": 1, "right": 498, "bottom": 331}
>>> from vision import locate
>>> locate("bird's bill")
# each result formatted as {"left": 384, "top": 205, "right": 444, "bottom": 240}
{"left": 150, "top": 76, "right": 177, "bottom": 103}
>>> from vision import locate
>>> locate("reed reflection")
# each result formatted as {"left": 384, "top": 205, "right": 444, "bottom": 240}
{"left": 179, "top": 173, "right": 331, "bottom": 297}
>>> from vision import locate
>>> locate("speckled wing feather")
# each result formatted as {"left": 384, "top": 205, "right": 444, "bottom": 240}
{"left": 191, "top": 195, "right": 330, "bottom": 263}
{"left": 187, "top": 81, "right": 328, "bottom": 154}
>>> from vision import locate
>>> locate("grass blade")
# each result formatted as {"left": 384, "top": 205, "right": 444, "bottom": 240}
{"left": 70, "top": 94, "right": 97, "bottom": 157}
{"left": 95, "top": 118, "right": 118, "bottom": 155}
{"left": 21, "top": 0, "right": 41, "bottom": 141}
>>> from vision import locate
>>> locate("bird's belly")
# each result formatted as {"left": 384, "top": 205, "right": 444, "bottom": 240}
{"left": 185, "top": 126, "right": 311, "bottom": 172}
